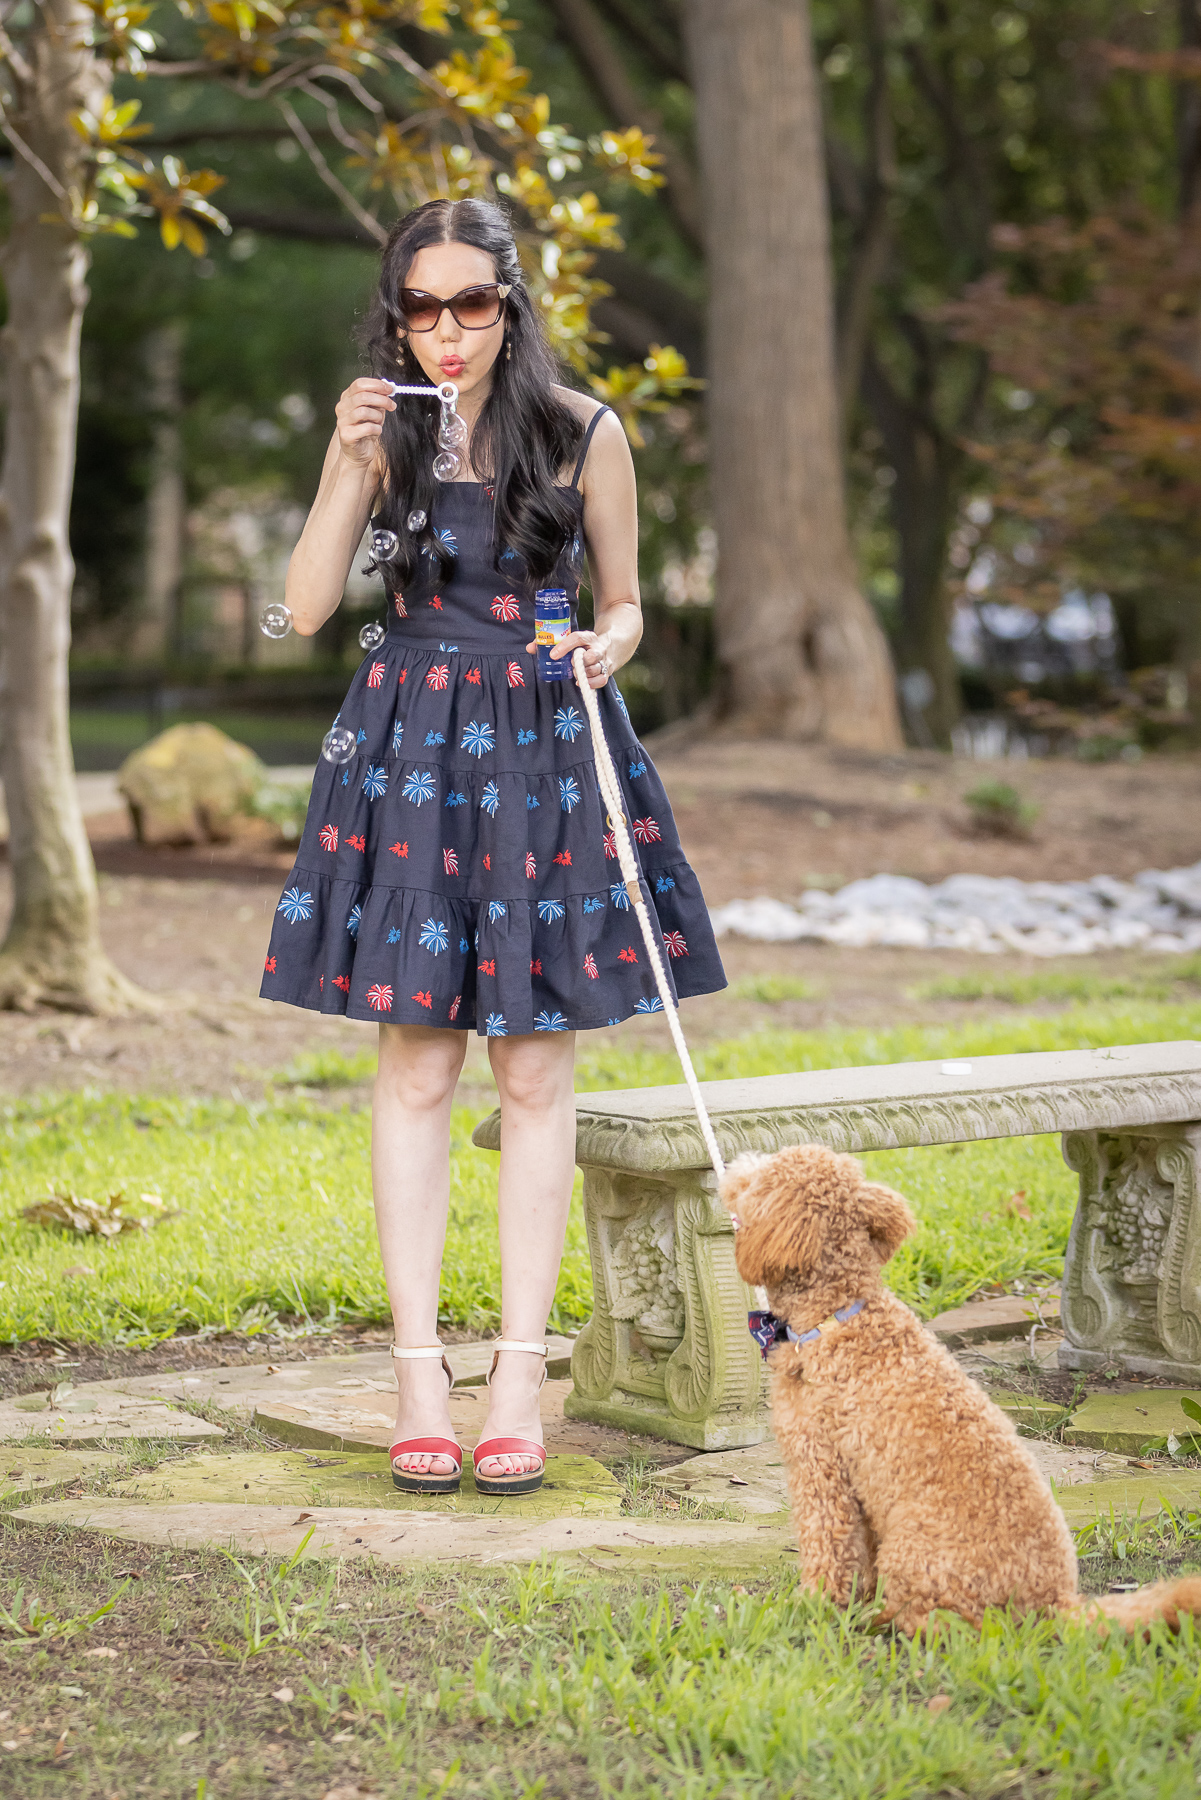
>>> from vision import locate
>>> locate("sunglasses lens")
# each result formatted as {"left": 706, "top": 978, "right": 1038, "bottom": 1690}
{"left": 453, "top": 287, "right": 503, "bottom": 328}
{"left": 400, "top": 291, "right": 441, "bottom": 330}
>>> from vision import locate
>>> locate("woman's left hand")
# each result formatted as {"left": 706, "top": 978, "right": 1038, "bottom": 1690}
{"left": 525, "top": 628, "right": 614, "bottom": 688}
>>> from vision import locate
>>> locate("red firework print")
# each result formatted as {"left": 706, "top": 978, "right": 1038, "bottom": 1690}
{"left": 367, "top": 660, "right": 386, "bottom": 688}
{"left": 366, "top": 982, "right": 394, "bottom": 1012}
{"left": 618, "top": 947, "right": 639, "bottom": 964}
{"left": 319, "top": 974, "right": 323, "bottom": 991}
{"left": 525, "top": 851, "right": 537, "bottom": 879}
{"left": 479, "top": 958, "right": 496, "bottom": 976}
{"left": 583, "top": 952, "right": 599, "bottom": 980}
{"left": 465, "top": 667, "right": 481, "bottom": 685}
{"left": 346, "top": 834, "right": 366, "bottom": 852}
{"left": 429, "top": 595, "right": 443, "bottom": 611}
{"left": 663, "top": 930, "right": 689, "bottom": 958}
{"left": 389, "top": 840, "right": 409, "bottom": 858}
{"left": 553, "top": 849, "right": 571, "bottom": 866}
{"left": 490, "top": 594, "right": 521, "bottom": 622}
{"left": 426, "top": 663, "right": 449, "bottom": 690}
{"left": 398, "top": 668, "right": 407, "bottom": 683}
{"left": 319, "top": 823, "right": 338, "bottom": 853}
{"left": 412, "top": 990, "right": 433, "bottom": 1009}
{"left": 602, "top": 830, "right": 617, "bottom": 860}
{"left": 394, "top": 595, "right": 407, "bottom": 618}
{"left": 443, "top": 847, "right": 460, "bottom": 875}
{"left": 333, "top": 974, "right": 351, "bottom": 993}
{"left": 632, "top": 817, "right": 662, "bottom": 845}
{"left": 482, "top": 853, "right": 491, "bottom": 870}
{"left": 449, "top": 995, "right": 461, "bottom": 1021}
{"left": 264, "top": 954, "right": 277, "bottom": 974}
{"left": 530, "top": 958, "right": 542, "bottom": 975}
{"left": 506, "top": 660, "right": 525, "bottom": 688}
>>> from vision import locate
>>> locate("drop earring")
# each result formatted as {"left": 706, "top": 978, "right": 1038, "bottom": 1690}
{"left": 505, "top": 332, "right": 512, "bottom": 362}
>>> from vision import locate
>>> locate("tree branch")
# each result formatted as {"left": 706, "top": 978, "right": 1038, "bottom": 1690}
{"left": 836, "top": 0, "right": 896, "bottom": 427}
{"left": 543, "top": 0, "right": 704, "bottom": 252}
{"left": 276, "top": 97, "right": 386, "bottom": 245}
{"left": 592, "top": 0, "right": 688, "bottom": 83}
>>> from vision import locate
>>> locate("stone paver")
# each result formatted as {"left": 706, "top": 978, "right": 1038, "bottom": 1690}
{"left": 1062, "top": 1389, "right": 1201, "bottom": 1453}
{"left": 111, "top": 1448, "right": 622, "bottom": 1519}
{"left": 1054, "top": 1470, "right": 1201, "bottom": 1528}
{"left": 650, "top": 1442, "right": 790, "bottom": 1516}
{"left": 0, "top": 1389, "right": 223, "bottom": 1448}
{"left": 928, "top": 1291, "right": 1060, "bottom": 1345}
{"left": 1, "top": 1446, "right": 126, "bottom": 1501}
{"left": 11, "top": 1497, "right": 795, "bottom": 1573}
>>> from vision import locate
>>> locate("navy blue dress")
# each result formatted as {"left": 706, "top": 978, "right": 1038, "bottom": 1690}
{"left": 260, "top": 410, "right": 727, "bottom": 1035}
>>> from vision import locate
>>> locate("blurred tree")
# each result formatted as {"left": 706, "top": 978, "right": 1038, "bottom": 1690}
{"left": 0, "top": 0, "right": 686, "bottom": 1012}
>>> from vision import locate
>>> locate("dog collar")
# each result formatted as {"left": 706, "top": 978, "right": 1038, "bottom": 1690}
{"left": 747, "top": 1298, "right": 865, "bottom": 1361}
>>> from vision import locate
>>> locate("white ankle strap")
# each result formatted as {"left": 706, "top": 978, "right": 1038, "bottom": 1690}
{"left": 489, "top": 1339, "right": 548, "bottom": 1357}
{"left": 390, "top": 1343, "right": 445, "bottom": 1360}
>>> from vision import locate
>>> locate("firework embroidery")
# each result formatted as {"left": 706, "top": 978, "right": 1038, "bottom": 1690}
{"left": 387, "top": 926, "right": 402, "bottom": 944}
{"left": 482, "top": 853, "right": 491, "bottom": 870}
{"left": 367, "top": 660, "right": 386, "bottom": 689}
{"left": 366, "top": 983, "right": 394, "bottom": 1012}
{"left": 613, "top": 684, "right": 630, "bottom": 719}
{"left": 655, "top": 873, "right": 676, "bottom": 893}
{"left": 429, "top": 595, "right": 443, "bottom": 611}
{"left": 525, "top": 852, "right": 537, "bottom": 879}
{"left": 445, "top": 791, "right": 467, "bottom": 808}
{"left": 663, "top": 930, "right": 688, "bottom": 958}
{"left": 516, "top": 728, "right": 537, "bottom": 746}
{"left": 530, "top": 957, "right": 542, "bottom": 975}
{"left": 426, "top": 663, "right": 449, "bottom": 691}
{"left": 459, "top": 937, "right": 469, "bottom": 953}
{"left": 479, "top": 958, "right": 496, "bottom": 976}
{"left": 391, "top": 721, "right": 404, "bottom": 753}
{"left": 628, "top": 759, "right": 646, "bottom": 779}
{"left": 434, "top": 527, "right": 458, "bottom": 555}
{"left": 558, "top": 775, "right": 581, "bottom": 812}
{"left": 635, "top": 996, "right": 664, "bottom": 1014}
{"left": 553, "top": 850, "right": 572, "bottom": 866}
{"left": 425, "top": 730, "right": 445, "bottom": 747}
{"left": 346, "top": 834, "right": 366, "bottom": 852}
{"left": 538, "top": 899, "right": 565, "bottom": 923}
{"left": 264, "top": 954, "right": 277, "bottom": 974}
{"left": 390, "top": 840, "right": 409, "bottom": 858}
{"left": 448, "top": 995, "right": 461, "bottom": 1022}
{"left": 277, "top": 888, "right": 313, "bottom": 924}
{"left": 362, "top": 764, "right": 388, "bottom": 800}
{"left": 490, "top": 594, "right": 521, "bottom": 622}
{"left": 535, "top": 1011, "right": 568, "bottom": 1032}
{"left": 418, "top": 918, "right": 450, "bottom": 955}
{"left": 402, "top": 769, "right": 436, "bottom": 806}
{"left": 583, "top": 952, "right": 599, "bottom": 979}
{"left": 319, "top": 823, "right": 338, "bottom": 853}
{"left": 506, "top": 660, "right": 525, "bottom": 688}
{"left": 610, "top": 882, "right": 630, "bottom": 911}
{"left": 602, "top": 830, "right": 617, "bottom": 859}
{"left": 443, "top": 847, "right": 459, "bottom": 876}
{"left": 632, "top": 817, "right": 662, "bottom": 844}
{"left": 481, "top": 780, "right": 500, "bottom": 817}
{"left": 553, "top": 705, "right": 585, "bottom": 743}
{"left": 618, "top": 946, "right": 638, "bottom": 964}
{"left": 356, "top": 728, "right": 367, "bottom": 743}
{"left": 464, "top": 667, "right": 482, "bottom": 686}
{"left": 461, "top": 720, "right": 496, "bottom": 758}
{"left": 412, "top": 990, "right": 433, "bottom": 1009}
{"left": 485, "top": 1012, "right": 507, "bottom": 1036}
{"left": 346, "top": 904, "right": 362, "bottom": 937}
{"left": 394, "top": 595, "right": 407, "bottom": 618}
{"left": 488, "top": 900, "right": 507, "bottom": 923}
{"left": 526, "top": 794, "right": 540, "bottom": 810}
{"left": 333, "top": 974, "right": 351, "bottom": 993}
{"left": 582, "top": 896, "right": 604, "bottom": 914}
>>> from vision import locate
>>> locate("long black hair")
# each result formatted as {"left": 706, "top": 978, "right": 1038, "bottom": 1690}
{"left": 364, "top": 198, "right": 585, "bottom": 591}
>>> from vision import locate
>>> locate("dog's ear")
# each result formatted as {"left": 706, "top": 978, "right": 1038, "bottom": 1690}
{"left": 859, "top": 1181, "right": 916, "bottom": 1264}
{"left": 720, "top": 1145, "right": 838, "bottom": 1288}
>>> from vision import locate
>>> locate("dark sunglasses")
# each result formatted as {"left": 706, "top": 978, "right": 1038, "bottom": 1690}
{"left": 398, "top": 283, "right": 512, "bottom": 332}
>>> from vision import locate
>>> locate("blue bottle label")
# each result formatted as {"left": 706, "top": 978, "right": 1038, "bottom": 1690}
{"left": 535, "top": 588, "right": 571, "bottom": 681}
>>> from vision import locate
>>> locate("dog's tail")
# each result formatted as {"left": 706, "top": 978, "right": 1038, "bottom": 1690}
{"left": 1061, "top": 1577, "right": 1201, "bottom": 1635}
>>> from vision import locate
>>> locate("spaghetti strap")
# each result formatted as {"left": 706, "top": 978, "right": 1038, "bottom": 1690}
{"left": 569, "top": 405, "right": 613, "bottom": 491}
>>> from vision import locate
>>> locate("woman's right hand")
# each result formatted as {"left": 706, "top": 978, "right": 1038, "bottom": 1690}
{"left": 335, "top": 377, "right": 397, "bottom": 468}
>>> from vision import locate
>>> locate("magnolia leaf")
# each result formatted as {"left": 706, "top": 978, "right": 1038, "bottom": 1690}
{"left": 1180, "top": 1397, "right": 1201, "bottom": 1427}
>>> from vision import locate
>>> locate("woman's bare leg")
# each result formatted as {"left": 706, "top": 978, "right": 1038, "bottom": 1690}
{"left": 476, "top": 1030, "right": 578, "bottom": 1477}
{"left": 373, "top": 1021, "right": 467, "bottom": 1476}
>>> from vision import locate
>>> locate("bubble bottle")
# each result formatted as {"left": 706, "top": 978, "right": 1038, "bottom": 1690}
{"left": 535, "top": 588, "right": 571, "bottom": 682}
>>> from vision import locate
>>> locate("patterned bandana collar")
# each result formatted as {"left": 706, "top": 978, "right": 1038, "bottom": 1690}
{"left": 747, "top": 1298, "right": 866, "bottom": 1361}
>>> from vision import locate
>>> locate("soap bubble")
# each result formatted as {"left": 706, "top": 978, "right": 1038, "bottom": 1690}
{"left": 371, "top": 529, "right": 400, "bottom": 562}
{"left": 407, "top": 509, "right": 427, "bottom": 532}
{"left": 433, "top": 449, "right": 462, "bottom": 482}
{"left": 321, "top": 725, "right": 357, "bottom": 764}
{"left": 358, "top": 620, "right": 386, "bottom": 651}
{"left": 259, "top": 602, "right": 293, "bottom": 639}
{"left": 438, "top": 411, "right": 468, "bottom": 449}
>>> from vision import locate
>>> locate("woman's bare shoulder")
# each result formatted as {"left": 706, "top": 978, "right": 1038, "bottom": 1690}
{"left": 552, "top": 384, "right": 608, "bottom": 426}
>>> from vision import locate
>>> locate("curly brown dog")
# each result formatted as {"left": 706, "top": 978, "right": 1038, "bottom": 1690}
{"left": 723, "top": 1143, "right": 1201, "bottom": 1636}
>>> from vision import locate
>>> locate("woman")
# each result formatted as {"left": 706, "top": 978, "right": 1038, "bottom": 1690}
{"left": 261, "top": 197, "right": 725, "bottom": 1497}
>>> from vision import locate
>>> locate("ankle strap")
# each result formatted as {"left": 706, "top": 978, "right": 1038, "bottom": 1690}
{"left": 390, "top": 1343, "right": 445, "bottom": 1360}
{"left": 489, "top": 1339, "right": 548, "bottom": 1357}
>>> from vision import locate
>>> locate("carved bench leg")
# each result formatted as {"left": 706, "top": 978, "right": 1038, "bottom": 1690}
{"left": 565, "top": 1166, "right": 768, "bottom": 1450}
{"left": 1059, "top": 1122, "right": 1201, "bottom": 1381}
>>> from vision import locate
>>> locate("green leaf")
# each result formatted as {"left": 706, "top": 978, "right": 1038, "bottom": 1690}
{"left": 1180, "top": 1396, "right": 1201, "bottom": 1427}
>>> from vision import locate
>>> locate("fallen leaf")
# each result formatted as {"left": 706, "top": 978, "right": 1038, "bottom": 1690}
{"left": 168, "top": 1574, "right": 199, "bottom": 1584}
{"left": 62, "top": 1266, "right": 95, "bottom": 1279}
{"left": 112, "top": 1571, "right": 142, "bottom": 1581}
{"left": 1128, "top": 1459, "right": 1157, "bottom": 1470}
{"left": 52, "top": 1730, "right": 70, "bottom": 1757}
{"left": 271, "top": 1687, "right": 294, "bottom": 1704}
{"left": 1005, "top": 1192, "right": 1032, "bottom": 1221}
{"left": 175, "top": 1728, "right": 200, "bottom": 1746}
{"left": 293, "top": 1511, "right": 314, "bottom": 1524}
{"left": 265, "top": 1365, "right": 280, "bottom": 1374}
{"left": 927, "top": 1694, "right": 952, "bottom": 1716}
{"left": 1, "top": 1742, "right": 17, "bottom": 1752}
{"left": 728, "top": 1476, "right": 749, "bottom": 1486}
{"left": 85, "top": 1647, "right": 118, "bottom": 1659}
{"left": 58, "top": 1686, "right": 84, "bottom": 1699}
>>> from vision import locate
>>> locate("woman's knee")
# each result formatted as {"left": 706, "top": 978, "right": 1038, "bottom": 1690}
{"left": 490, "top": 1034, "right": 575, "bottom": 1111}
{"left": 377, "top": 1025, "right": 465, "bottom": 1110}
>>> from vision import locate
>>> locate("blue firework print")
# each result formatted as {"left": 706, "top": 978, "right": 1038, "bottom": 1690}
{"left": 559, "top": 775, "right": 581, "bottom": 812}
{"left": 418, "top": 918, "right": 450, "bottom": 955}
{"left": 277, "top": 887, "right": 313, "bottom": 924}
{"left": 461, "top": 719, "right": 496, "bottom": 758}
{"left": 259, "top": 451, "right": 726, "bottom": 1034}
{"left": 635, "top": 996, "right": 664, "bottom": 1014}
{"left": 403, "top": 769, "right": 437, "bottom": 806}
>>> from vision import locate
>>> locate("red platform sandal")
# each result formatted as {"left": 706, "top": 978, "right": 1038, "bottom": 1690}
{"left": 472, "top": 1339, "right": 548, "bottom": 1497}
{"left": 389, "top": 1343, "right": 462, "bottom": 1495}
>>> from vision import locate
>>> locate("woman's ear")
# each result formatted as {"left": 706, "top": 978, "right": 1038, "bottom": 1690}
{"left": 859, "top": 1181, "right": 916, "bottom": 1264}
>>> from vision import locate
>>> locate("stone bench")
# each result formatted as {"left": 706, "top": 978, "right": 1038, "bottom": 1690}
{"left": 473, "top": 1041, "right": 1201, "bottom": 1449}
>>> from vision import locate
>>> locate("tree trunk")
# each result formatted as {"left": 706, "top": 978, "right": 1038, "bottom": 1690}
{"left": 132, "top": 322, "right": 186, "bottom": 661}
{"left": 0, "top": 0, "right": 154, "bottom": 1012}
{"left": 683, "top": 0, "right": 901, "bottom": 747}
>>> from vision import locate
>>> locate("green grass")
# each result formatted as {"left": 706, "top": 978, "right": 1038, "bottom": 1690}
{"left": 3, "top": 998, "right": 1198, "bottom": 1345}
{"left": 910, "top": 960, "right": 1201, "bottom": 1007}
{"left": 729, "top": 973, "right": 818, "bottom": 1004}
{"left": 4, "top": 1527, "right": 1201, "bottom": 1799}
